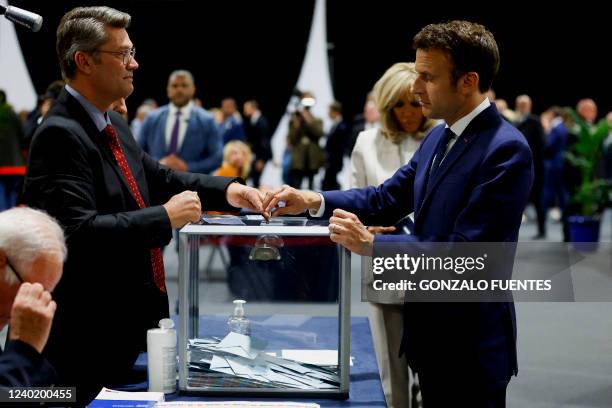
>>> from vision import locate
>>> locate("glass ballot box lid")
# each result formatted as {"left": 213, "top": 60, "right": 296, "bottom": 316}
{"left": 178, "top": 215, "right": 351, "bottom": 398}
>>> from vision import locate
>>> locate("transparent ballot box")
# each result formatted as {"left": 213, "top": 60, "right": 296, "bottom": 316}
{"left": 178, "top": 215, "right": 351, "bottom": 398}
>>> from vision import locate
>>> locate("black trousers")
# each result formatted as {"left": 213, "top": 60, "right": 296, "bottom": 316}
{"left": 417, "top": 370, "right": 508, "bottom": 408}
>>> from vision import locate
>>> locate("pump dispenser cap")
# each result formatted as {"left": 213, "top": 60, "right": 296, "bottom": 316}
{"left": 159, "top": 318, "right": 175, "bottom": 330}
{"left": 233, "top": 299, "right": 246, "bottom": 317}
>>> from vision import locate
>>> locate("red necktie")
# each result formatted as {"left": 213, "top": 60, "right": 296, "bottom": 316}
{"left": 104, "top": 124, "right": 166, "bottom": 293}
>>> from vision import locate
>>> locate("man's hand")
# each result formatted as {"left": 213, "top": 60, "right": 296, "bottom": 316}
{"left": 329, "top": 209, "right": 374, "bottom": 256}
{"left": 226, "top": 182, "right": 270, "bottom": 221}
{"left": 163, "top": 190, "right": 201, "bottom": 229}
{"left": 263, "top": 185, "right": 321, "bottom": 216}
{"left": 8, "top": 283, "right": 57, "bottom": 354}
{"left": 160, "top": 154, "right": 188, "bottom": 172}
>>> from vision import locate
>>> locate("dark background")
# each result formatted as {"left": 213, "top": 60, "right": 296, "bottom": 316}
{"left": 11, "top": 0, "right": 612, "bottom": 132}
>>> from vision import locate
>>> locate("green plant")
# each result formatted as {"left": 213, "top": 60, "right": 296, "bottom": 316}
{"left": 565, "top": 111, "right": 611, "bottom": 216}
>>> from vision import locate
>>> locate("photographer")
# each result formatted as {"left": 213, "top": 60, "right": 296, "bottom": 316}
{"left": 286, "top": 91, "right": 325, "bottom": 189}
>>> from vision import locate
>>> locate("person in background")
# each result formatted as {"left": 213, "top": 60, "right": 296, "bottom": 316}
{"left": 350, "top": 62, "right": 435, "bottom": 408}
{"left": 214, "top": 140, "right": 253, "bottom": 180}
{"left": 243, "top": 99, "right": 271, "bottom": 187}
{"left": 130, "top": 98, "right": 157, "bottom": 139}
{"left": 346, "top": 92, "right": 380, "bottom": 156}
{"left": 322, "top": 101, "right": 350, "bottom": 191}
{"left": 287, "top": 91, "right": 325, "bottom": 189}
{"left": 139, "top": 70, "right": 222, "bottom": 173}
{"left": 219, "top": 97, "right": 246, "bottom": 144}
{"left": 514, "top": 94, "right": 546, "bottom": 238}
{"left": 0, "top": 90, "right": 25, "bottom": 211}
{"left": 111, "top": 97, "right": 128, "bottom": 122}
{"left": 0, "top": 207, "right": 66, "bottom": 386}
{"left": 23, "top": 80, "right": 65, "bottom": 149}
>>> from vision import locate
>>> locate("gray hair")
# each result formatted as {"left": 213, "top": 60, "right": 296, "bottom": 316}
{"left": 168, "top": 70, "right": 195, "bottom": 85}
{"left": 57, "top": 6, "right": 131, "bottom": 80}
{"left": 0, "top": 208, "right": 67, "bottom": 285}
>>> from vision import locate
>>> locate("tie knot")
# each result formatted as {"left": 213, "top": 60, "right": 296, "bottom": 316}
{"left": 443, "top": 127, "right": 455, "bottom": 144}
{"left": 176, "top": 109, "right": 182, "bottom": 117}
{"left": 103, "top": 124, "right": 117, "bottom": 138}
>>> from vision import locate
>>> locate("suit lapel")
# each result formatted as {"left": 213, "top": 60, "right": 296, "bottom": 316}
{"left": 62, "top": 91, "right": 143, "bottom": 207}
{"left": 414, "top": 104, "right": 502, "bottom": 223}
{"left": 158, "top": 107, "right": 169, "bottom": 154}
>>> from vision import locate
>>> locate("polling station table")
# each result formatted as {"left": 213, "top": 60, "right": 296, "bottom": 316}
{"left": 127, "top": 316, "right": 385, "bottom": 407}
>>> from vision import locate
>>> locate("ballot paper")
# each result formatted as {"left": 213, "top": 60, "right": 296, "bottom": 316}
{"left": 200, "top": 215, "right": 246, "bottom": 225}
{"left": 189, "top": 332, "right": 340, "bottom": 390}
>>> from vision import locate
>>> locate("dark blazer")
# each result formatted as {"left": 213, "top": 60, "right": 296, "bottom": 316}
{"left": 322, "top": 104, "right": 533, "bottom": 385}
{"left": 138, "top": 104, "right": 222, "bottom": 174}
{"left": 244, "top": 115, "right": 272, "bottom": 163}
{"left": 0, "top": 340, "right": 57, "bottom": 386}
{"left": 515, "top": 113, "right": 545, "bottom": 198}
{"left": 21, "top": 89, "right": 237, "bottom": 397}
{"left": 325, "top": 120, "right": 350, "bottom": 173}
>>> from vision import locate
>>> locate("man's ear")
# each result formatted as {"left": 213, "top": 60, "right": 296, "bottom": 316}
{"left": 74, "top": 51, "right": 96, "bottom": 75}
{"left": 461, "top": 72, "right": 480, "bottom": 93}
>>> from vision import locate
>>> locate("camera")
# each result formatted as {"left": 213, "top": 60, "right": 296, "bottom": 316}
{"left": 287, "top": 89, "right": 316, "bottom": 115}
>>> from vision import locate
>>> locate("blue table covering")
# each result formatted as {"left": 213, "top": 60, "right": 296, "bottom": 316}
{"left": 129, "top": 316, "right": 385, "bottom": 407}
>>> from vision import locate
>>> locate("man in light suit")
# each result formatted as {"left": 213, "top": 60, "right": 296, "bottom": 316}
{"left": 0, "top": 207, "right": 65, "bottom": 387}
{"left": 265, "top": 20, "right": 533, "bottom": 407}
{"left": 138, "top": 70, "right": 222, "bottom": 174}
{"left": 21, "top": 7, "right": 266, "bottom": 405}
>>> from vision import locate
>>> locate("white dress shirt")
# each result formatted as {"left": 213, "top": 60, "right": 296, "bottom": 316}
{"left": 165, "top": 101, "right": 194, "bottom": 153}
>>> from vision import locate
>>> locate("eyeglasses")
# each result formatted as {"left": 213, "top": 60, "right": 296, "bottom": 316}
{"left": 96, "top": 47, "right": 136, "bottom": 65}
{"left": 6, "top": 257, "right": 24, "bottom": 284}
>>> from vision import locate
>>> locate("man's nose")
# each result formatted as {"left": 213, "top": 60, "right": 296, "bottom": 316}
{"left": 128, "top": 57, "right": 139, "bottom": 70}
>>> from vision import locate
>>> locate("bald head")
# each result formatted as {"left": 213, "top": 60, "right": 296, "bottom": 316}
{"left": 0, "top": 208, "right": 66, "bottom": 286}
{"left": 515, "top": 94, "right": 532, "bottom": 115}
{"left": 577, "top": 98, "right": 598, "bottom": 123}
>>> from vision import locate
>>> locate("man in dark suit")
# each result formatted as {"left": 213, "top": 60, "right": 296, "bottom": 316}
{"left": 138, "top": 70, "right": 222, "bottom": 174}
{"left": 243, "top": 99, "right": 271, "bottom": 187}
{"left": 322, "top": 101, "right": 350, "bottom": 191}
{"left": 514, "top": 94, "right": 546, "bottom": 238}
{"left": 265, "top": 21, "right": 533, "bottom": 407}
{"left": 0, "top": 207, "right": 65, "bottom": 386}
{"left": 21, "top": 7, "right": 265, "bottom": 404}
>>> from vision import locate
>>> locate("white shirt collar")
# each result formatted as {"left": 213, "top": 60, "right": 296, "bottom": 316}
{"left": 250, "top": 110, "right": 261, "bottom": 125}
{"left": 446, "top": 97, "right": 490, "bottom": 136}
{"left": 169, "top": 101, "right": 193, "bottom": 118}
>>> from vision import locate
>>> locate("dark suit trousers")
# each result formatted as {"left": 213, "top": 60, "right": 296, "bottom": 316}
{"left": 418, "top": 370, "right": 508, "bottom": 408}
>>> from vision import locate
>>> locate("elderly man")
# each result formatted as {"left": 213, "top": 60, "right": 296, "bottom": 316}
{"left": 0, "top": 207, "right": 66, "bottom": 386}
{"left": 138, "top": 70, "right": 222, "bottom": 173}
{"left": 21, "top": 6, "right": 266, "bottom": 403}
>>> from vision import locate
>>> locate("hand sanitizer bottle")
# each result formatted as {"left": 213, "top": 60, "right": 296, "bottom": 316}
{"left": 147, "top": 318, "right": 177, "bottom": 394}
{"left": 227, "top": 299, "right": 251, "bottom": 335}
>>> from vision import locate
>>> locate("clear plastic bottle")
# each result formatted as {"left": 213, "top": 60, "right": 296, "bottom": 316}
{"left": 227, "top": 299, "right": 251, "bottom": 335}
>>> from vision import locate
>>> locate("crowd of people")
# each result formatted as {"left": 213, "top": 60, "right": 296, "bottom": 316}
{"left": 1, "top": 5, "right": 612, "bottom": 408}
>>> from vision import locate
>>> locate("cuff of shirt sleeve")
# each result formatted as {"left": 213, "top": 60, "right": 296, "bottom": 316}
{"left": 308, "top": 193, "right": 325, "bottom": 217}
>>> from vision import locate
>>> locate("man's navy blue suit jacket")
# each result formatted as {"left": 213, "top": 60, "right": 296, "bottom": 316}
{"left": 323, "top": 104, "right": 533, "bottom": 385}
{"left": 138, "top": 105, "right": 222, "bottom": 174}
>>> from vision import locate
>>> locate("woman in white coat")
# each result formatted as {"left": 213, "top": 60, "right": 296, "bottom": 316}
{"left": 350, "top": 62, "right": 435, "bottom": 408}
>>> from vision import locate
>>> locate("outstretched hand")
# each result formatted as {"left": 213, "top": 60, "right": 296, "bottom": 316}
{"left": 227, "top": 182, "right": 270, "bottom": 221}
{"left": 262, "top": 185, "right": 321, "bottom": 217}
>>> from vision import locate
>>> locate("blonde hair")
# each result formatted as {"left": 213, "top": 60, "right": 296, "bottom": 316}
{"left": 223, "top": 140, "right": 253, "bottom": 180}
{"left": 373, "top": 62, "right": 434, "bottom": 143}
